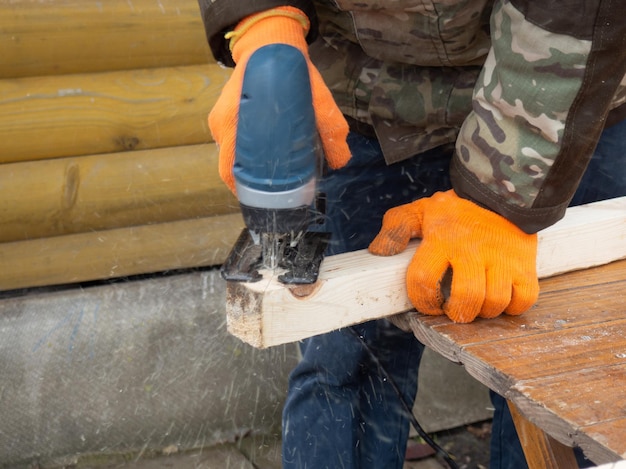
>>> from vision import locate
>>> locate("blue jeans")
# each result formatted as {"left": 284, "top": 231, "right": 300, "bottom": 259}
{"left": 489, "top": 118, "right": 626, "bottom": 469}
{"left": 282, "top": 133, "right": 452, "bottom": 468}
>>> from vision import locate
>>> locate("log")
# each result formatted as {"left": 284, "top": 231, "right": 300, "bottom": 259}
{"left": 0, "top": 0, "right": 212, "bottom": 78}
{"left": 0, "top": 143, "right": 238, "bottom": 242}
{"left": 0, "top": 213, "right": 244, "bottom": 292}
{"left": 225, "top": 196, "right": 626, "bottom": 348}
{"left": 0, "top": 64, "right": 230, "bottom": 163}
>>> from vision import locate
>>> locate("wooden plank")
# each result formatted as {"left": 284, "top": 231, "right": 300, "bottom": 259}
{"left": 410, "top": 273, "right": 626, "bottom": 465}
{"left": 0, "top": 64, "right": 230, "bottom": 163}
{"left": 404, "top": 284, "right": 625, "bottom": 398}
{"left": 536, "top": 259, "right": 626, "bottom": 294}
{"left": 460, "top": 319, "right": 626, "bottom": 392}
{"left": 508, "top": 401, "right": 579, "bottom": 469}
{"left": 389, "top": 258, "right": 626, "bottom": 349}
{"left": 408, "top": 279, "right": 626, "bottom": 357}
{"left": 513, "top": 366, "right": 626, "bottom": 430}
{"left": 578, "top": 417, "right": 626, "bottom": 463}
{"left": 0, "top": 0, "right": 213, "bottom": 78}
{"left": 408, "top": 281, "right": 626, "bottom": 464}
{"left": 536, "top": 197, "right": 626, "bottom": 277}
{"left": 507, "top": 364, "right": 626, "bottom": 462}
{"left": 226, "top": 240, "right": 414, "bottom": 348}
{"left": 406, "top": 280, "right": 626, "bottom": 393}
{"left": 0, "top": 213, "right": 244, "bottom": 292}
{"left": 0, "top": 143, "right": 238, "bottom": 242}
{"left": 225, "top": 197, "right": 626, "bottom": 348}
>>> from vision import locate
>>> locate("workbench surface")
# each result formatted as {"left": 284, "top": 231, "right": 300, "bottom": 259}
{"left": 397, "top": 259, "right": 626, "bottom": 466}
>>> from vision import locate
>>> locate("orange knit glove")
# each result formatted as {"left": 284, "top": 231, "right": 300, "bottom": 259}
{"left": 369, "top": 190, "right": 539, "bottom": 323}
{"left": 208, "top": 7, "right": 351, "bottom": 193}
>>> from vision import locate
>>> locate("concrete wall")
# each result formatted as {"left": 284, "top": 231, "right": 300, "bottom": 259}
{"left": 0, "top": 271, "right": 294, "bottom": 468}
{"left": 0, "top": 269, "right": 491, "bottom": 468}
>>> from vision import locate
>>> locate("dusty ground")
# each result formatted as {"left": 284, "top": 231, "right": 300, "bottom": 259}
{"left": 406, "top": 420, "right": 492, "bottom": 469}
{"left": 38, "top": 421, "right": 492, "bottom": 469}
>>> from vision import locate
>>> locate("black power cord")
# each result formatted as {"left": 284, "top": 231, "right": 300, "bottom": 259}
{"left": 348, "top": 326, "right": 459, "bottom": 469}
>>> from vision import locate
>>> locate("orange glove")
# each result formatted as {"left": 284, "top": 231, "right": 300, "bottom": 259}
{"left": 208, "top": 7, "right": 351, "bottom": 193}
{"left": 369, "top": 190, "right": 539, "bottom": 323}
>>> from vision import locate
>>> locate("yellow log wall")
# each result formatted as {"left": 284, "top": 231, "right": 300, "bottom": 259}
{"left": 0, "top": 0, "right": 240, "bottom": 291}
{"left": 0, "top": 144, "right": 238, "bottom": 242}
{"left": 0, "top": 0, "right": 214, "bottom": 78}
{"left": 0, "top": 65, "right": 230, "bottom": 162}
{"left": 0, "top": 214, "right": 244, "bottom": 291}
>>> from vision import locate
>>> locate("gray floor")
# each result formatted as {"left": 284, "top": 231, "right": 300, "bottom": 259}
{"left": 54, "top": 422, "right": 494, "bottom": 469}
{"left": 53, "top": 435, "right": 448, "bottom": 469}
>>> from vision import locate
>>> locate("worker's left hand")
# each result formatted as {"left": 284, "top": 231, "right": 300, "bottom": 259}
{"left": 368, "top": 190, "right": 539, "bottom": 323}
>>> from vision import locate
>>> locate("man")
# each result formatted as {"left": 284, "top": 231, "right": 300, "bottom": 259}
{"left": 197, "top": 1, "right": 626, "bottom": 467}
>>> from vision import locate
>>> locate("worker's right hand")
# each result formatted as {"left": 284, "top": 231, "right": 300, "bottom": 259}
{"left": 369, "top": 190, "right": 539, "bottom": 323}
{"left": 209, "top": 7, "right": 351, "bottom": 193}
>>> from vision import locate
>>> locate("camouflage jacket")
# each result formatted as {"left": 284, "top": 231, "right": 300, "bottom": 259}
{"left": 198, "top": 0, "right": 626, "bottom": 233}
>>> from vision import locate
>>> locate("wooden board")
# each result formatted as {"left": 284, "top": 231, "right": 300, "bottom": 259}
{"left": 0, "top": 144, "right": 238, "bottom": 242}
{"left": 0, "top": 64, "right": 230, "bottom": 163}
{"left": 226, "top": 196, "right": 626, "bottom": 348}
{"left": 404, "top": 277, "right": 626, "bottom": 374}
{"left": 406, "top": 266, "right": 626, "bottom": 464}
{"left": 460, "top": 318, "right": 626, "bottom": 391}
{"left": 535, "top": 197, "right": 626, "bottom": 277}
{"left": 509, "top": 365, "right": 626, "bottom": 463}
{"left": 0, "top": 212, "right": 244, "bottom": 292}
{"left": 0, "top": 0, "right": 213, "bottom": 78}
{"left": 579, "top": 418, "right": 626, "bottom": 464}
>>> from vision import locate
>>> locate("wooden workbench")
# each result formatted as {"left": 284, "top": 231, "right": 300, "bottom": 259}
{"left": 392, "top": 258, "right": 626, "bottom": 467}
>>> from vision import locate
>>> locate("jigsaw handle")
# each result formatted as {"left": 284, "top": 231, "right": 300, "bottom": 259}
{"left": 234, "top": 44, "right": 318, "bottom": 213}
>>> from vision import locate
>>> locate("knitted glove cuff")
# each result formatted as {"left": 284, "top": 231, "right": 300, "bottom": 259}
{"left": 226, "top": 7, "right": 310, "bottom": 62}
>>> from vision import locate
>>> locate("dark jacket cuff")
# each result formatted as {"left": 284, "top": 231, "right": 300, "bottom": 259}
{"left": 197, "top": 0, "right": 318, "bottom": 66}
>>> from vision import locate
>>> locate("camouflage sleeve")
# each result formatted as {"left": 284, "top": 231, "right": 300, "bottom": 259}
{"left": 196, "top": 0, "right": 318, "bottom": 66}
{"left": 451, "top": 0, "right": 626, "bottom": 233}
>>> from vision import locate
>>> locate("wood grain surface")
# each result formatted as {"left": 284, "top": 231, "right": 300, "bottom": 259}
{"left": 225, "top": 197, "right": 626, "bottom": 349}
{"left": 0, "top": 64, "right": 230, "bottom": 162}
{"left": 408, "top": 261, "right": 626, "bottom": 464}
{"left": 0, "top": 0, "right": 212, "bottom": 78}
{"left": 0, "top": 212, "right": 244, "bottom": 292}
{"left": 0, "top": 143, "right": 238, "bottom": 242}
